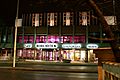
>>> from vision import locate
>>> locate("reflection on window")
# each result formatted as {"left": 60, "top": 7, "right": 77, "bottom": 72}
{"left": 74, "top": 36, "right": 85, "bottom": 43}
{"left": 23, "top": 35, "right": 34, "bottom": 43}
{"left": 17, "top": 35, "right": 86, "bottom": 43}
{"left": 88, "top": 32, "right": 100, "bottom": 43}
{"left": 48, "top": 36, "right": 59, "bottom": 43}
{"left": 61, "top": 36, "right": 73, "bottom": 43}
{"left": 36, "top": 36, "right": 46, "bottom": 43}
{"left": 17, "top": 36, "right": 22, "bottom": 43}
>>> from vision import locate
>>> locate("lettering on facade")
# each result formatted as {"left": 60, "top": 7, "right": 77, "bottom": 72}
{"left": 86, "top": 44, "right": 98, "bottom": 49}
{"left": 62, "top": 44, "right": 81, "bottom": 49}
{"left": 24, "top": 44, "right": 32, "bottom": 48}
{"left": 35, "top": 43, "right": 58, "bottom": 49}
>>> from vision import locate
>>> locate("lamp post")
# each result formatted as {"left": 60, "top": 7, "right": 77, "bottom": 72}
{"left": 13, "top": 0, "right": 19, "bottom": 67}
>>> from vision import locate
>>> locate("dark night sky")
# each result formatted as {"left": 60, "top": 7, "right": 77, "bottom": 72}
{"left": 0, "top": 0, "right": 17, "bottom": 26}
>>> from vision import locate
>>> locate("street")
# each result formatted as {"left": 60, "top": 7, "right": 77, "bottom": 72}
{"left": 0, "top": 69, "right": 98, "bottom": 80}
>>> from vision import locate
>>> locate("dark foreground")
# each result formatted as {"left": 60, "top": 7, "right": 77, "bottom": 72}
{"left": 0, "top": 69, "right": 98, "bottom": 80}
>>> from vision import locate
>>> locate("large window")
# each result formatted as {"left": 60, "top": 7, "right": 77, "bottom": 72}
{"left": 88, "top": 32, "right": 100, "bottom": 43}
{"left": 36, "top": 36, "right": 47, "bottom": 43}
{"left": 61, "top": 36, "right": 73, "bottom": 43}
{"left": 63, "top": 12, "right": 74, "bottom": 26}
{"left": 48, "top": 36, "right": 59, "bottom": 43}
{"left": 74, "top": 35, "right": 85, "bottom": 43}
{"left": 23, "top": 35, "right": 34, "bottom": 43}
{"left": 47, "top": 13, "right": 57, "bottom": 26}
{"left": 17, "top": 35, "right": 22, "bottom": 43}
{"left": 79, "top": 11, "right": 90, "bottom": 26}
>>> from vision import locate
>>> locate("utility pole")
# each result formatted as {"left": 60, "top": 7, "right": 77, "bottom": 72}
{"left": 13, "top": 0, "right": 19, "bottom": 67}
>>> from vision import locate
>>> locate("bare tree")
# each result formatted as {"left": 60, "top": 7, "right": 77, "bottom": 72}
{"left": 88, "top": 0, "right": 120, "bottom": 62}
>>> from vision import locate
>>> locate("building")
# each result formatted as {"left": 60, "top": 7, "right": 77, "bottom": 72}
{"left": 0, "top": 0, "right": 120, "bottom": 65}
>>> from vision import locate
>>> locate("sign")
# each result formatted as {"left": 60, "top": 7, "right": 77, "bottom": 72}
{"left": 35, "top": 43, "right": 58, "bottom": 49}
{"left": 15, "top": 19, "right": 22, "bottom": 27}
{"left": 86, "top": 44, "right": 98, "bottom": 49}
{"left": 62, "top": 44, "right": 81, "bottom": 49}
{"left": 24, "top": 43, "right": 32, "bottom": 48}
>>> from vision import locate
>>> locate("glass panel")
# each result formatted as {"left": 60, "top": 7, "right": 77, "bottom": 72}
{"left": 48, "top": 36, "right": 59, "bottom": 43}
{"left": 79, "top": 11, "right": 90, "bottom": 26}
{"left": 74, "top": 35, "right": 85, "bottom": 43}
{"left": 17, "top": 36, "right": 22, "bottom": 43}
{"left": 61, "top": 36, "right": 72, "bottom": 43}
{"left": 35, "top": 13, "right": 39, "bottom": 27}
{"left": 28, "top": 36, "right": 34, "bottom": 43}
{"left": 88, "top": 32, "right": 100, "bottom": 43}
{"left": 24, "top": 36, "right": 28, "bottom": 43}
{"left": 36, "top": 35, "right": 47, "bottom": 43}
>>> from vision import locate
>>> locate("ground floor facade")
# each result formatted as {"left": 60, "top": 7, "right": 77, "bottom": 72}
{"left": 0, "top": 43, "right": 102, "bottom": 63}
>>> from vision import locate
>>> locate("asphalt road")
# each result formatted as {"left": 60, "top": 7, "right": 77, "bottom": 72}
{"left": 0, "top": 69, "right": 98, "bottom": 80}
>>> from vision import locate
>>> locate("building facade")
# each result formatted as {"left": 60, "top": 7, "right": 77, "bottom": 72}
{"left": 0, "top": 2, "right": 119, "bottom": 64}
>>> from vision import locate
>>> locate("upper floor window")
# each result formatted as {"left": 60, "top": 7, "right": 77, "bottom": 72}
{"left": 63, "top": 12, "right": 74, "bottom": 26}
{"left": 32, "top": 13, "right": 43, "bottom": 27}
{"left": 47, "top": 13, "right": 57, "bottom": 26}
{"left": 79, "top": 11, "right": 90, "bottom": 26}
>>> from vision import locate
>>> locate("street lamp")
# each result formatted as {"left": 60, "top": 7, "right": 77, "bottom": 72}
{"left": 13, "top": 0, "right": 19, "bottom": 67}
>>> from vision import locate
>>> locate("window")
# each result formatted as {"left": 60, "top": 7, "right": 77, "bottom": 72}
{"left": 47, "top": 13, "right": 57, "bottom": 26}
{"left": 88, "top": 32, "right": 100, "bottom": 43}
{"left": 74, "top": 35, "right": 85, "bottom": 43}
{"left": 63, "top": 12, "right": 74, "bottom": 26}
{"left": 24, "top": 35, "right": 34, "bottom": 43}
{"left": 36, "top": 36, "right": 47, "bottom": 43}
{"left": 17, "top": 36, "right": 22, "bottom": 43}
{"left": 61, "top": 36, "right": 73, "bottom": 43}
{"left": 48, "top": 36, "right": 59, "bottom": 43}
{"left": 79, "top": 11, "right": 90, "bottom": 26}
{"left": 32, "top": 13, "right": 43, "bottom": 27}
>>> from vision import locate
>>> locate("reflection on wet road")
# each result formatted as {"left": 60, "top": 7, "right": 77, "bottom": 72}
{"left": 0, "top": 69, "right": 98, "bottom": 80}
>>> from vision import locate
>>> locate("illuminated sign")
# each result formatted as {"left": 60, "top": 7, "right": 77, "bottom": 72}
{"left": 86, "top": 44, "right": 98, "bottom": 49}
{"left": 24, "top": 44, "right": 32, "bottom": 48}
{"left": 62, "top": 44, "right": 81, "bottom": 49}
{"left": 35, "top": 43, "right": 58, "bottom": 49}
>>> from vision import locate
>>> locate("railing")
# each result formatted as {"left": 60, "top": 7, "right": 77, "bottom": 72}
{"left": 102, "top": 62, "right": 120, "bottom": 80}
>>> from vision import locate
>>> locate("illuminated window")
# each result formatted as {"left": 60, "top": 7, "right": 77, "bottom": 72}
{"left": 63, "top": 12, "right": 74, "bottom": 26}
{"left": 74, "top": 35, "right": 85, "bottom": 43}
{"left": 35, "top": 13, "right": 39, "bottom": 27}
{"left": 47, "top": 13, "right": 57, "bottom": 26}
{"left": 32, "top": 13, "right": 43, "bottom": 27}
{"left": 23, "top": 35, "right": 34, "bottom": 43}
{"left": 104, "top": 16, "right": 117, "bottom": 25}
{"left": 17, "top": 36, "right": 22, "bottom": 43}
{"left": 36, "top": 36, "right": 47, "bottom": 43}
{"left": 48, "top": 36, "right": 59, "bottom": 43}
{"left": 61, "top": 36, "right": 72, "bottom": 43}
{"left": 79, "top": 11, "right": 90, "bottom": 26}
